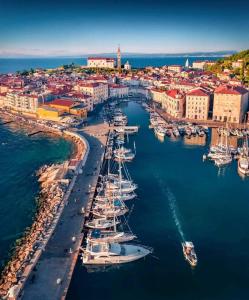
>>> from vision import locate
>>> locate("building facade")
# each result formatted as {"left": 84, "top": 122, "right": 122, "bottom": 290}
{"left": 150, "top": 88, "right": 165, "bottom": 104}
{"left": 192, "top": 61, "right": 206, "bottom": 70}
{"left": 87, "top": 57, "right": 115, "bottom": 69}
{"left": 168, "top": 65, "right": 182, "bottom": 73}
{"left": 74, "top": 82, "right": 108, "bottom": 105}
{"left": 186, "top": 88, "right": 210, "bottom": 120}
{"left": 124, "top": 61, "right": 131, "bottom": 70}
{"left": 109, "top": 84, "right": 129, "bottom": 98}
{"left": 163, "top": 89, "right": 185, "bottom": 118}
{"left": 3, "top": 92, "right": 39, "bottom": 114}
{"left": 212, "top": 85, "right": 249, "bottom": 123}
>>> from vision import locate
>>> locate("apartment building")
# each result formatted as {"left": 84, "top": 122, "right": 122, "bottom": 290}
{"left": 87, "top": 57, "right": 115, "bottom": 69}
{"left": 186, "top": 88, "right": 210, "bottom": 120}
{"left": 213, "top": 85, "right": 249, "bottom": 123}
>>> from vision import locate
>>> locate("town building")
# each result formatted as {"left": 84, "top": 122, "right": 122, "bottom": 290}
{"left": 64, "top": 92, "right": 94, "bottom": 112}
{"left": 109, "top": 84, "right": 129, "bottom": 98}
{"left": 163, "top": 89, "right": 185, "bottom": 118}
{"left": 87, "top": 57, "right": 115, "bottom": 69}
{"left": 232, "top": 59, "right": 243, "bottom": 69}
{"left": 37, "top": 106, "right": 62, "bottom": 120}
{"left": 124, "top": 61, "right": 131, "bottom": 70}
{"left": 192, "top": 61, "right": 207, "bottom": 70}
{"left": 74, "top": 82, "right": 108, "bottom": 105}
{"left": 3, "top": 92, "right": 39, "bottom": 114}
{"left": 48, "top": 99, "right": 87, "bottom": 118}
{"left": 186, "top": 88, "right": 210, "bottom": 120}
{"left": 168, "top": 65, "right": 182, "bottom": 73}
{"left": 212, "top": 85, "right": 249, "bottom": 123}
{"left": 117, "top": 46, "right": 121, "bottom": 71}
{"left": 150, "top": 88, "right": 165, "bottom": 104}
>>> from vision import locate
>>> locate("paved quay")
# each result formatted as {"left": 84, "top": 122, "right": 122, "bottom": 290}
{"left": 21, "top": 118, "right": 109, "bottom": 300}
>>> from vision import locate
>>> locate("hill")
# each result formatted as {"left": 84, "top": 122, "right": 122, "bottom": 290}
{"left": 206, "top": 49, "right": 249, "bottom": 85}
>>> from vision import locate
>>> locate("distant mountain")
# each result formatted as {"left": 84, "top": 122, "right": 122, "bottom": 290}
{"left": 82, "top": 51, "right": 236, "bottom": 58}
{"left": 0, "top": 50, "right": 237, "bottom": 59}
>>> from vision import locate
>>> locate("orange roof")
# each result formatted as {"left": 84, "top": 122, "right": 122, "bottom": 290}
{"left": 215, "top": 85, "right": 248, "bottom": 95}
{"left": 166, "top": 89, "right": 184, "bottom": 98}
{"left": 187, "top": 88, "right": 210, "bottom": 97}
{"left": 49, "top": 99, "right": 76, "bottom": 107}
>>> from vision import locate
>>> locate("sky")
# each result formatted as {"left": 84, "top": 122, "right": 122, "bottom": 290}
{"left": 0, "top": 0, "right": 249, "bottom": 57}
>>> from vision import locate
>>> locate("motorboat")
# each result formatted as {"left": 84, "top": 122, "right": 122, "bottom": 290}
{"left": 154, "top": 126, "right": 165, "bottom": 138}
{"left": 182, "top": 241, "right": 197, "bottom": 267}
{"left": 87, "top": 229, "right": 136, "bottom": 243}
{"left": 82, "top": 240, "right": 152, "bottom": 265}
{"left": 85, "top": 218, "right": 119, "bottom": 229}
{"left": 214, "top": 155, "right": 232, "bottom": 167}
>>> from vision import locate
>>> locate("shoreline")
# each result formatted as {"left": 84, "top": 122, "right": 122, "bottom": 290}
{"left": 0, "top": 111, "right": 88, "bottom": 299}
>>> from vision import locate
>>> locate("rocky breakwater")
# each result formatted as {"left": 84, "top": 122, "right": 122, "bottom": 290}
{"left": 0, "top": 162, "right": 70, "bottom": 299}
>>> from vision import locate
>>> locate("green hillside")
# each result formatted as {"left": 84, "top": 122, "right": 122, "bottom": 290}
{"left": 206, "top": 49, "right": 249, "bottom": 85}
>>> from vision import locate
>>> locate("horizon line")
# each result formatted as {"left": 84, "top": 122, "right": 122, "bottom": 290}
{"left": 0, "top": 50, "right": 237, "bottom": 59}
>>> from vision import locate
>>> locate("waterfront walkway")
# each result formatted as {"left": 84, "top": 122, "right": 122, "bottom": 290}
{"left": 21, "top": 121, "right": 109, "bottom": 300}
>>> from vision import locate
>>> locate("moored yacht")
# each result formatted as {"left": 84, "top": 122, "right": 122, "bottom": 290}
{"left": 85, "top": 218, "right": 120, "bottom": 229}
{"left": 238, "top": 135, "right": 249, "bottom": 176}
{"left": 82, "top": 240, "right": 152, "bottom": 265}
{"left": 154, "top": 126, "right": 165, "bottom": 138}
{"left": 87, "top": 229, "right": 136, "bottom": 243}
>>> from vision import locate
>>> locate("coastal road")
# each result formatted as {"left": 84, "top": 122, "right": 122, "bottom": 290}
{"left": 22, "top": 120, "right": 109, "bottom": 300}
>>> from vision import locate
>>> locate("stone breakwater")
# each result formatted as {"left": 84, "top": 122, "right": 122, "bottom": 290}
{"left": 0, "top": 125, "right": 87, "bottom": 299}
{"left": 0, "top": 164, "right": 69, "bottom": 298}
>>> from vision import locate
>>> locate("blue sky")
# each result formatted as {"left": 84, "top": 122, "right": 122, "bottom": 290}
{"left": 0, "top": 0, "right": 249, "bottom": 57}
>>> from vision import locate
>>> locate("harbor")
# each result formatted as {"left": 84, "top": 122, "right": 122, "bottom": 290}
{"left": 67, "top": 99, "right": 249, "bottom": 300}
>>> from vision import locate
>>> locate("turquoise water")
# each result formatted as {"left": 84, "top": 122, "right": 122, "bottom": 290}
{"left": 0, "top": 124, "right": 72, "bottom": 269}
{"left": 0, "top": 57, "right": 220, "bottom": 73}
{"left": 67, "top": 101, "right": 249, "bottom": 300}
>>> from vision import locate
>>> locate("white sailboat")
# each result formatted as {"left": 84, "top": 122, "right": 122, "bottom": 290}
{"left": 238, "top": 135, "right": 249, "bottom": 176}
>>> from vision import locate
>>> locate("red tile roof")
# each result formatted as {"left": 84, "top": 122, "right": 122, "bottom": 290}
{"left": 49, "top": 99, "right": 76, "bottom": 107}
{"left": 88, "top": 57, "right": 115, "bottom": 62}
{"left": 187, "top": 88, "right": 210, "bottom": 97}
{"left": 166, "top": 89, "right": 184, "bottom": 99}
{"left": 109, "top": 84, "right": 127, "bottom": 89}
{"left": 215, "top": 85, "right": 248, "bottom": 95}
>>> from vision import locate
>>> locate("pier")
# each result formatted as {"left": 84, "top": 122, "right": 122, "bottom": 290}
{"left": 21, "top": 121, "right": 109, "bottom": 300}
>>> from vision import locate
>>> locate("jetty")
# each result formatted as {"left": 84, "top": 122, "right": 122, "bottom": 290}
{"left": 20, "top": 122, "right": 109, "bottom": 300}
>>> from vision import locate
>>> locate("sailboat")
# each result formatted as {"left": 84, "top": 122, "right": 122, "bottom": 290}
{"left": 238, "top": 134, "right": 249, "bottom": 176}
{"left": 214, "top": 125, "right": 232, "bottom": 167}
{"left": 113, "top": 145, "right": 135, "bottom": 162}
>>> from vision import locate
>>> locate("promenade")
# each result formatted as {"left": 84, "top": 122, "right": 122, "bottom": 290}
{"left": 21, "top": 118, "right": 109, "bottom": 300}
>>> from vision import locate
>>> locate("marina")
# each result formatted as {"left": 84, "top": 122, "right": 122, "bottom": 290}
{"left": 67, "top": 99, "right": 249, "bottom": 300}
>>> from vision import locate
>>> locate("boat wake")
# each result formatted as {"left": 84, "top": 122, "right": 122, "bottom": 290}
{"left": 156, "top": 176, "right": 186, "bottom": 242}
{"left": 166, "top": 188, "right": 186, "bottom": 242}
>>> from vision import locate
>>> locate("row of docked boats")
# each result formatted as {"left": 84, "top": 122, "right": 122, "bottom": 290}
{"left": 149, "top": 111, "right": 208, "bottom": 139}
{"left": 218, "top": 127, "right": 249, "bottom": 137}
{"left": 203, "top": 126, "right": 249, "bottom": 176}
{"left": 82, "top": 108, "right": 152, "bottom": 265}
